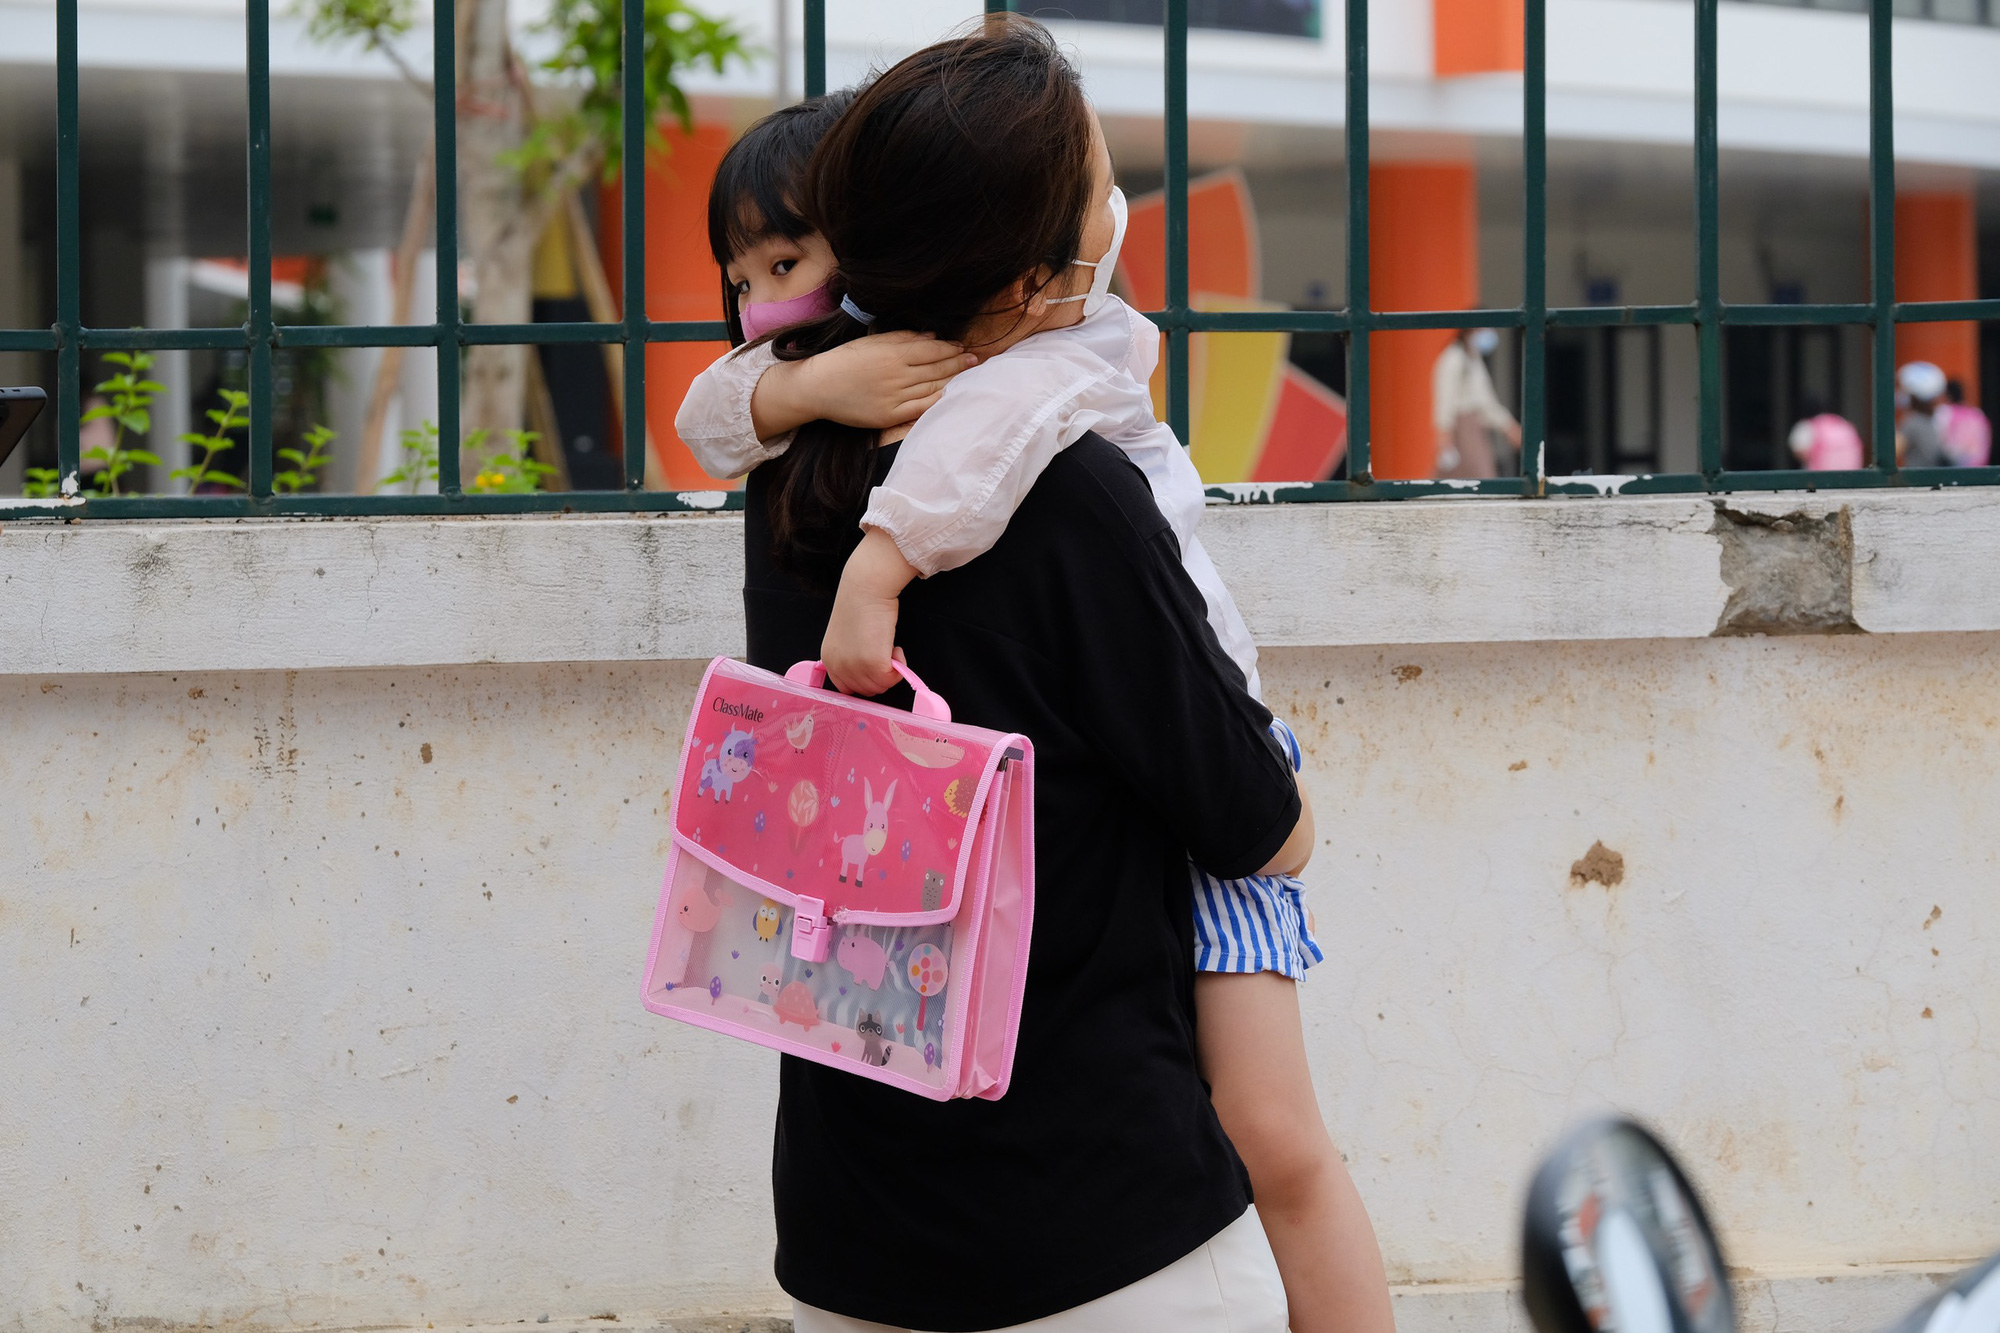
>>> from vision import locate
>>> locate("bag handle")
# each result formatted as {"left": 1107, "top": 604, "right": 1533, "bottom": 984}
{"left": 784, "top": 658, "right": 952, "bottom": 723}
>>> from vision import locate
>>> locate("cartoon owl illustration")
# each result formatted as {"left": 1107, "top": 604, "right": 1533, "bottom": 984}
{"left": 754, "top": 899, "right": 782, "bottom": 943}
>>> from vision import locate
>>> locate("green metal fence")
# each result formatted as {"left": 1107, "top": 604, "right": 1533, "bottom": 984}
{"left": 6, "top": 0, "right": 1998, "bottom": 518}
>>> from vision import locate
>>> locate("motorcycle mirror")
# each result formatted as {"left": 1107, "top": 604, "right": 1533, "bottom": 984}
{"left": 1522, "top": 1117, "right": 1735, "bottom": 1333}
{"left": 1883, "top": 1253, "right": 2000, "bottom": 1333}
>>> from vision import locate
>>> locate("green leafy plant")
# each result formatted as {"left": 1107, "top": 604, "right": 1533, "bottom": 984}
{"left": 81, "top": 351, "right": 165, "bottom": 496}
{"left": 466, "top": 428, "right": 557, "bottom": 494}
{"left": 23, "top": 467, "right": 62, "bottom": 499}
{"left": 515, "top": 0, "right": 747, "bottom": 177}
{"left": 300, "top": 0, "right": 427, "bottom": 88}
{"left": 171, "top": 389, "right": 250, "bottom": 494}
{"left": 274, "top": 423, "right": 336, "bottom": 494}
{"left": 378, "top": 420, "right": 440, "bottom": 494}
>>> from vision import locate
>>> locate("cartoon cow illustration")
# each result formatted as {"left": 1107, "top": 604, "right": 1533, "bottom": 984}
{"left": 698, "top": 728, "right": 756, "bottom": 802}
{"left": 836, "top": 779, "right": 896, "bottom": 885}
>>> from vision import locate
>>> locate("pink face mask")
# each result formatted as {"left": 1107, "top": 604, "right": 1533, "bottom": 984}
{"left": 738, "top": 282, "right": 836, "bottom": 342}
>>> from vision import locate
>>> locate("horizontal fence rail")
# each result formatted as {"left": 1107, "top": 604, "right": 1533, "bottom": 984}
{"left": 4, "top": 0, "right": 1996, "bottom": 519}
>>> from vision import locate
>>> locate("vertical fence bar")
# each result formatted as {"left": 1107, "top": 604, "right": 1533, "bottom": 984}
{"left": 1343, "top": 0, "right": 1370, "bottom": 483}
{"left": 55, "top": 0, "right": 80, "bottom": 486}
{"left": 804, "top": 0, "right": 825, "bottom": 99}
{"left": 1693, "top": 0, "right": 1723, "bottom": 480}
{"left": 621, "top": 0, "right": 647, "bottom": 490}
{"left": 1867, "top": 0, "right": 1896, "bottom": 470}
{"left": 245, "top": 0, "right": 274, "bottom": 496}
{"left": 433, "top": 0, "right": 461, "bottom": 494}
{"left": 1521, "top": 0, "right": 1547, "bottom": 494}
{"left": 1164, "top": 0, "right": 1190, "bottom": 447}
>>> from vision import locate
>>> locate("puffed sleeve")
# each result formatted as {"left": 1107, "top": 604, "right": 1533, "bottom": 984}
{"left": 675, "top": 342, "right": 794, "bottom": 480}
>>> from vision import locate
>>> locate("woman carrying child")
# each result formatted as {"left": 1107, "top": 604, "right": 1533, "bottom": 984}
{"left": 679, "top": 19, "right": 1393, "bottom": 1333}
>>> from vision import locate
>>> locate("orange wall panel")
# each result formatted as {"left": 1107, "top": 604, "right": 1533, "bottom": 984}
{"left": 599, "top": 122, "right": 735, "bottom": 489}
{"left": 1369, "top": 161, "right": 1479, "bottom": 480}
{"left": 1894, "top": 190, "right": 1980, "bottom": 406}
{"left": 1435, "top": 0, "right": 1525, "bottom": 76}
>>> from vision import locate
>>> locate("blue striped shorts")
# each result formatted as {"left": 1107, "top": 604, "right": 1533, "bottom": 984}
{"left": 1191, "top": 716, "right": 1324, "bottom": 980}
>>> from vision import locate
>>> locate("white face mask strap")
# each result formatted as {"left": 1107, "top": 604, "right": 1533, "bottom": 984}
{"left": 1050, "top": 187, "right": 1128, "bottom": 310}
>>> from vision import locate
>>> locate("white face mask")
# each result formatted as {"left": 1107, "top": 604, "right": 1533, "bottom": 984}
{"left": 1050, "top": 186, "right": 1127, "bottom": 316}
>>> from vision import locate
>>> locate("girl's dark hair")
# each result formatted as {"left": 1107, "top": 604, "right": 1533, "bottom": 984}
{"left": 762, "top": 15, "right": 1096, "bottom": 582}
{"left": 707, "top": 90, "right": 857, "bottom": 345}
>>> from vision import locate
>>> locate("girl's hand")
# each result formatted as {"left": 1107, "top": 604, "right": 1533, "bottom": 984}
{"left": 823, "top": 528, "right": 918, "bottom": 697}
{"left": 752, "top": 332, "right": 976, "bottom": 440}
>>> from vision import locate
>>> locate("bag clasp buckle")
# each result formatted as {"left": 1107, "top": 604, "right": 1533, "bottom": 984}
{"left": 791, "top": 896, "right": 833, "bottom": 962}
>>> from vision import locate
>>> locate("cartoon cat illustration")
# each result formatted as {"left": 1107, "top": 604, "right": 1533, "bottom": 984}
{"left": 855, "top": 1011, "right": 891, "bottom": 1066}
{"left": 836, "top": 778, "right": 896, "bottom": 884}
{"left": 836, "top": 927, "right": 888, "bottom": 989}
{"left": 698, "top": 728, "right": 756, "bottom": 802}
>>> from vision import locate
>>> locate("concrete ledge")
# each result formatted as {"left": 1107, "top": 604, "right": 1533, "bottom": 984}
{"left": 115, "top": 1267, "right": 1966, "bottom": 1333}
{"left": 4, "top": 489, "right": 1998, "bottom": 675}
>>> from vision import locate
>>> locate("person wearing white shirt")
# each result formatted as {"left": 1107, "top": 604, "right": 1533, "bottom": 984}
{"left": 1431, "top": 328, "right": 1520, "bottom": 478}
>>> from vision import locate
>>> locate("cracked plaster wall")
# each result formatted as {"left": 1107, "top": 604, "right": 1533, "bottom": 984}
{"left": 3, "top": 630, "right": 1996, "bottom": 1332}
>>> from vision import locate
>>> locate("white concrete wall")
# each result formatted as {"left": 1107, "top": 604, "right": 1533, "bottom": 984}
{"left": 3, "top": 496, "right": 1999, "bottom": 1333}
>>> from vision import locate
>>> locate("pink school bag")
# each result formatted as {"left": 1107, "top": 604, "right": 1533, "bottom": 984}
{"left": 642, "top": 656, "right": 1036, "bottom": 1101}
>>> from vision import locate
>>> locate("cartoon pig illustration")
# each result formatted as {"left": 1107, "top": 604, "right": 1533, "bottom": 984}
{"left": 836, "top": 779, "right": 896, "bottom": 884}
{"left": 836, "top": 927, "right": 888, "bottom": 990}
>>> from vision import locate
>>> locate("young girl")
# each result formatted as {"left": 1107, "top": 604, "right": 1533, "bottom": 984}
{"left": 678, "top": 73, "right": 1394, "bottom": 1333}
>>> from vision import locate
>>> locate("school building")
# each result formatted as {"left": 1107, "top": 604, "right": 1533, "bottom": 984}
{"left": 0, "top": 0, "right": 1994, "bottom": 490}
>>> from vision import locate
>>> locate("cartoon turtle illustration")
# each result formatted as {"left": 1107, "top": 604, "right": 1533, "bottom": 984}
{"left": 774, "top": 981, "right": 820, "bottom": 1030}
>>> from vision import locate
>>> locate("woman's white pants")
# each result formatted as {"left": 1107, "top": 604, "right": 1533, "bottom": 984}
{"left": 790, "top": 1203, "right": 1289, "bottom": 1333}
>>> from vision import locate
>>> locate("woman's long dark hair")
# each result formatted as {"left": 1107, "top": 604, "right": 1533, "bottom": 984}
{"left": 761, "top": 16, "right": 1096, "bottom": 584}
{"left": 706, "top": 90, "right": 857, "bottom": 346}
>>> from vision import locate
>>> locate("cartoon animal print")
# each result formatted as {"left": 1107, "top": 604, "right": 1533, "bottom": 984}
{"left": 855, "top": 1011, "right": 891, "bottom": 1066}
{"left": 754, "top": 899, "right": 782, "bottom": 943}
{"left": 784, "top": 710, "right": 816, "bottom": 753}
{"left": 774, "top": 981, "right": 820, "bottom": 1030}
{"left": 922, "top": 870, "right": 946, "bottom": 912}
{"left": 671, "top": 875, "right": 724, "bottom": 932}
{"left": 698, "top": 728, "right": 756, "bottom": 802}
{"left": 836, "top": 927, "right": 888, "bottom": 989}
{"left": 758, "top": 962, "right": 785, "bottom": 1004}
{"left": 887, "top": 720, "right": 966, "bottom": 770}
{"left": 837, "top": 779, "right": 896, "bottom": 884}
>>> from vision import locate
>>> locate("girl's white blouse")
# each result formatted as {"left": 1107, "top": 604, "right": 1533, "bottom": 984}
{"left": 674, "top": 297, "right": 1261, "bottom": 698}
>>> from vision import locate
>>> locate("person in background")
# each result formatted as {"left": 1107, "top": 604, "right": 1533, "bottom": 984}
{"left": 1433, "top": 327, "right": 1520, "bottom": 479}
{"left": 1786, "top": 393, "right": 1864, "bottom": 471}
{"left": 1939, "top": 378, "right": 1991, "bottom": 468}
{"left": 1896, "top": 361, "right": 1953, "bottom": 468}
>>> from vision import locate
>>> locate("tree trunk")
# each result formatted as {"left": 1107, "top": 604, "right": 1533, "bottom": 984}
{"left": 353, "top": 138, "right": 435, "bottom": 490}
{"left": 456, "top": 0, "right": 533, "bottom": 472}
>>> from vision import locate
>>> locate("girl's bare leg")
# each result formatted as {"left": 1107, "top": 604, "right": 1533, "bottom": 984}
{"left": 1196, "top": 971, "right": 1396, "bottom": 1333}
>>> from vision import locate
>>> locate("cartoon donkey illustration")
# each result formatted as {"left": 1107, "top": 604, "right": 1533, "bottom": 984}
{"left": 836, "top": 779, "right": 896, "bottom": 885}
{"left": 697, "top": 728, "right": 756, "bottom": 802}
